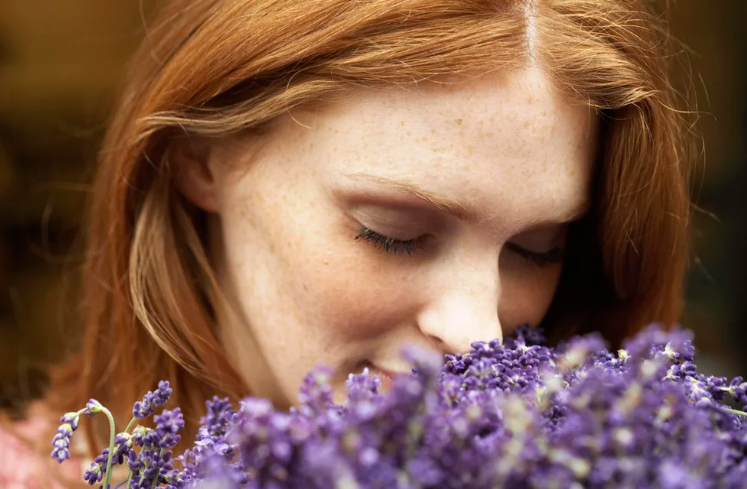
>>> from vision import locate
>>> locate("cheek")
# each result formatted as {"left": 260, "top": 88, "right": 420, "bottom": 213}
{"left": 498, "top": 260, "right": 563, "bottom": 335}
{"left": 289, "top": 226, "right": 423, "bottom": 343}
{"left": 223, "top": 174, "right": 418, "bottom": 348}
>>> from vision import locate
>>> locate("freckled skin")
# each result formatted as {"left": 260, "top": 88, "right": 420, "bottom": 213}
{"left": 192, "top": 67, "right": 599, "bottom": 407}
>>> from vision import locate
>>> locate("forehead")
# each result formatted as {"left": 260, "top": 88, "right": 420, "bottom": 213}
{"left": 267, "top": 67, "right": 599, "bottom": 233}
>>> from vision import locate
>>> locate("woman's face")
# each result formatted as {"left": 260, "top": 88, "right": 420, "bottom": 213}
{"left": 176, "top": 67, "right": 599, "bottom": 406}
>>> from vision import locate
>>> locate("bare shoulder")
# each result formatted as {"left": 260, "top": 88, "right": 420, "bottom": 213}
{"left": 0, "top": 400, "right": 86, "bottom": 489}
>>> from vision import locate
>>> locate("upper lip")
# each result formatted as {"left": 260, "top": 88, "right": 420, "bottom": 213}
{"left": 368, "top": 363, "right": 408, "bottom": 379}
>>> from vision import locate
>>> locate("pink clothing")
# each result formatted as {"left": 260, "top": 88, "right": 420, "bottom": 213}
{"left": 0, "top": 401, "right": 87, "bottom": 489}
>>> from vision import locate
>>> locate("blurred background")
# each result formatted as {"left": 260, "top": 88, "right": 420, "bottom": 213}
{"left": 0, "top": 1, "right": 745, "bottom": 411}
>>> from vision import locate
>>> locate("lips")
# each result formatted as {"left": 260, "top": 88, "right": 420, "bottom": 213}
{"left": 371, "top": 367, "right": 394, "bottom": 391}
{"left": 363, "top": 363, "right": 401, "bottom": 392}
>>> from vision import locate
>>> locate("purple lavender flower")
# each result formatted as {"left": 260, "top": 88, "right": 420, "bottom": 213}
{"left": 51, "top": 323, "right": 747, "bottom": 489}
{"left": 114, "top": 431, "right": 133, "bottom": 457}
{"left": 217, "top": 323, "right": 747, "bottom": 488}
{"left": 167, "top": 397, "right": 248, "bottom": 489}
{"left": 83, "top": 447, "right": 123, "bottom": 485}
{"left": 297, "top": 366, "right": 335, "bottom": 413}
{"left": 133, "top": 380, "right": 173, "bottom": 419}
{"left": 155, "top": 407, "right": 185, "bottom": 448}
{"left": 506, "top": 322, "right": 546, "bottom": 347}
{"left": 50, "top": 411, "right": 81, "bottom": 463}
{"left": 115, "top": 408, "right": 185, "bottom": 488}
{"left": 82, "top": 461, "right": 103, "bottom": 485}
{"left": 201, "top": 396, "right": 238, "bottom": 437}
{"left": 84, "top": 398, "right": 105, "bottom": 416}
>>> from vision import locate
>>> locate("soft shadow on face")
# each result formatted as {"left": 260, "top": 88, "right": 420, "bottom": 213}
{"left": 187, "top": 66, "right": 599, "bottom": 407}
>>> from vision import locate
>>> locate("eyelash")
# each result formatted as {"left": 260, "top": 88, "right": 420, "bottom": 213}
{"left": 354, "top": 228, "right": 428, "bottom": 257}
{"left": 354, "top": 227, "right": 565, "bottom": 267}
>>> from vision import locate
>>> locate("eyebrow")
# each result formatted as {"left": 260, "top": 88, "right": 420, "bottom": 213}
{"left": 340, "top": 172, "right": 592, "bottom": 227}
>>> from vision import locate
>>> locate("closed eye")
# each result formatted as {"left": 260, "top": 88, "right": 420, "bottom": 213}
{"left": 354, "top": 227, "right": 565, "bottom": 267}
{"left": 354, "top": 227, "right": 427, "bottom": 256}
{"left": 504, "top": 242, "right": 565, "bottom": 267}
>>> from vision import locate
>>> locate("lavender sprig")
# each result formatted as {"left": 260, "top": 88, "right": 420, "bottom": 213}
{"left": 133, "top": 381, "right": 173, "bottom": 420}
{"left": 53, "top": 381, "right": 173, "bottom": 489}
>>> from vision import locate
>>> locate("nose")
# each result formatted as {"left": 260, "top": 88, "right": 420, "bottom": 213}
{"left": 415, "top": 267, "right": 503, "bottom": 355}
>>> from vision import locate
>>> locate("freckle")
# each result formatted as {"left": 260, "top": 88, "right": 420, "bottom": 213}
{"left": 467, "top": 145, "right": 474, "bottom": 155}
{"left": 406, "top": 131, "right": 412, "bottom": 136}
{"left": 456, "top": 118, "right": 463, "bottom": 125}
{"left": 523, "top": 121, "right": 530, "bottom": 128}
{"left": 400, "top": 120, "right": 405, "bottom": 126}
{"left": 323, "top": 259, "right": 329, "bottom": 265}
{"left": 303, "top": 283, "right": 309, "bottom": 292}
{"left": 431, "top": 129, "right": 436, "bottom": 134}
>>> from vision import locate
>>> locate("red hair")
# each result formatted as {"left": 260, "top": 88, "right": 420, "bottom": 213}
{"left": 46, "top": 0, "right": 696, "bottom": 457}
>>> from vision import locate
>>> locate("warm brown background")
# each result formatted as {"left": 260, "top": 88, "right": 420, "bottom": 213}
{"left": 1, "top": 1, "right": 746, "bottom": 411}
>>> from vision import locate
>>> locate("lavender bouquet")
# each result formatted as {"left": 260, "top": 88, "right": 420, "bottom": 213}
{"left": 52, "top": 324, "right": 747, "bottom": 488}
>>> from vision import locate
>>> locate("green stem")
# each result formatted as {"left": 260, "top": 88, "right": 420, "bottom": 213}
{"left": 723, "top": 407, "right": 747, "bottom": 417}
{"left": 124, "top": 416, "right": 138, "bottom": 434}
{"left": 100, "top": 407, "right": 117, "bottom": 489}
{"left": 115, "top": 417, "right": 137, "bottom": 489}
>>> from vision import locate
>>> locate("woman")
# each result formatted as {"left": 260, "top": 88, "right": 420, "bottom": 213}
{"left": 0, "top": 0, "right": 695, "bottom": 485}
